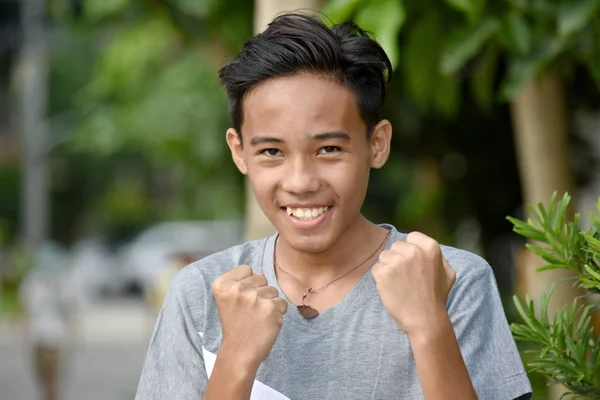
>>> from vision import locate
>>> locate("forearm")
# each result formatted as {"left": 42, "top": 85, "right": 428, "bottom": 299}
{"left": 203, "top": 349, "right": 258, "bottom": 400}
{"left": 408, "top": 312, "right": 477, "bottom": 400}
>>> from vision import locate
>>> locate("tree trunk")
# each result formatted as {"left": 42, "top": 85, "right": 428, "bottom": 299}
{"left": 19, "top": 0, "right": 49, "bottom": 251}
{"left": 510, "top": 70, "right": 584, "bottom": 399}
{"left": 245, "top": 0, "right": 324, "bottom": 240}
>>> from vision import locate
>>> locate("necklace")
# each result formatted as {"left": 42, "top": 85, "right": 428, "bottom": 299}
{"left": 274, "top": 230, "right": 390, "bottom": 319}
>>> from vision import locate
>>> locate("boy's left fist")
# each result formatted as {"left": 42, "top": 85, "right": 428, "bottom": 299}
{"left": 372, "top": 232, "right": 456, "bottom": 335}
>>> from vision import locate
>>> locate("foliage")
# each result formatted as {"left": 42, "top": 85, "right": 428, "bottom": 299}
{"left": 321, "top": 0, "right": 600, "bottom": 116}
{"left": 0, "top": 246, "right": 33, "bottom": 317}
{"left": 508, "top": 193, "right": 600, "bottom": 398}
{"left": 507, "top": 193, "right": 600, "bottom": 292}
{"left": 41, "top": 0, "right": 254, "bottom": 241}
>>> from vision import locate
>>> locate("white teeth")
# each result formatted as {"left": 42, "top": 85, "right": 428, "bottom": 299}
{"left": 286, "top": 206, "right": 329, "bottom": 220}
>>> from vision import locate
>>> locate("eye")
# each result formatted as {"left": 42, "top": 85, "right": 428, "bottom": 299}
{"left": 318, "top": 146, "right": 340, "bottom": 154}
{"left": 260, "top": 148, "right": 283, "bottom": 157}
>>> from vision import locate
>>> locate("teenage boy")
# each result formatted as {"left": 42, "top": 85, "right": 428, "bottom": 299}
{"left": 136, "top": 13, "right": 533, "bottom": 400}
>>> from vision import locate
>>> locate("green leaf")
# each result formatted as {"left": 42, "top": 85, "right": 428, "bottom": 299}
{"left": 354, "top": 0, "right": 405, "bottom": 68}
{"left": 444, "top": 0, "right": 485, "bottom": 21}
{"left": 321, "top": 0, "right": 365, "bottom": 24}
{"left": 84, "top": 0, "right": 130, "bottom": 20}
{"left": 432, "top": 75, "right": 460, "bottom": 117}
{"left": 171, "top": 0, "right": 217, "bottom": 19}
{"left": 536, "top": 263, "right": 573, "bottom": 272}
{"left": 471, "top": 43, "right": 498, "bottom": 110}
{"left": 441, "top": 18, "right": 498, "bottom": 75}
{"left": 558, "top": 0, "right": 600, "bottom": 37}
{"left": 574, "top": 306, "right": 591, "bottom": 335}
{"left": 402, "top": 13, "right": 444, "bottom": 109}
{"left": 85, "top": 17, "right": 179, "bottom": 99}
{"left": 498, "top": 12, "right": 532, "bottom": 55}
{"left": 500, "top": 38, "right": 565, "bottom": 100}
{"left": 583, "top": 263, "right": 600, "bottom": 281}
{"left": 589, "top": 53, "right": 600, "bottom": 88}
{"left": 500, "top": 57, "right": 541, "bottom": 100}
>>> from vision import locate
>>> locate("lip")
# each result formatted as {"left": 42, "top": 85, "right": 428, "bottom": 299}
{"left": 282, "top": 206, "right": 333, "bottom": 231}
{"left": 282, "top": 203, "right": 330, "bottom": 208}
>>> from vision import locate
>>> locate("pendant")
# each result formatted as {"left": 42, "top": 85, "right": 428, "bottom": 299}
{"left": 298, "top": 288, "right": 319, "bottom": 318}
{"left": 297, "top": 305, "right": 319, "bottom": 319}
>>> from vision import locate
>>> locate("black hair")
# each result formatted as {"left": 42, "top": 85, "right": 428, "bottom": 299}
{"left": 218, "top": 12, "right": 392, "bottom": 137}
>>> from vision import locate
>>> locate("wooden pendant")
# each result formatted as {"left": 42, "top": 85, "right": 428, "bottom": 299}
{"left": 298, "top": 305, "right": 319, "bottom": 319}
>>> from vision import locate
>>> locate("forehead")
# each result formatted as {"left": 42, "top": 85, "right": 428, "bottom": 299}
{"left": 241, "top": 74, "right": 365, "bottom": 139}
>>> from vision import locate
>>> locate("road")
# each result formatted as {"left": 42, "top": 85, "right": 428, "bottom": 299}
{"left": 0, "top": 298, "right": 156, "bottom": 400}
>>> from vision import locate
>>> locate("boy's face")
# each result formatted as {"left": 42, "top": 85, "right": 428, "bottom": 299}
{"left": 227, "top": 74, "right": 391, "bottom": 253}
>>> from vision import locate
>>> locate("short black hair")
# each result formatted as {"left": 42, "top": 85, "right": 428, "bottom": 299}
{"left": 218, "top": 12, "right": 392, "bottom": 137}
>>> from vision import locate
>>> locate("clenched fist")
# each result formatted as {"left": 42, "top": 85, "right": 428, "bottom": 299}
{"left": 212, "top": 265, "right": 288, "bottom": 368}
{"left": 372, "top": 232, "right": 456, "bottom": 336}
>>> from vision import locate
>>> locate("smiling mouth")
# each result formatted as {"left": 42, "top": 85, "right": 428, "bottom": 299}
{"left": 284, "top": 206, "right": 331, "bottom": 221}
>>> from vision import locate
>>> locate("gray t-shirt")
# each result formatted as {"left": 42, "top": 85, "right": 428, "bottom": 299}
{"left": 135, "top": 224, "right": 532, "bottom": 399}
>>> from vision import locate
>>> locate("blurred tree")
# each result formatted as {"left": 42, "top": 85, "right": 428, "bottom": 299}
{"left": 42, "top": 0, "right": 256, "bottom": 242}
{"left": 19, "top": 0, "right": 50, "bottom": 256}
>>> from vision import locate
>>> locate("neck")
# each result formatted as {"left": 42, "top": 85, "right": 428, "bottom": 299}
{"left": 274, "top": 216, "right": 389, "bottom": 284}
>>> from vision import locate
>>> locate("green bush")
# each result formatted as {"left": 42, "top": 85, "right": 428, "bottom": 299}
{"left": 508, "top": 192, "right": 600, "bottom": 399}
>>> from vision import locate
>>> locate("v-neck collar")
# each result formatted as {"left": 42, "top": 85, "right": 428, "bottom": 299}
{"left": 258, "top": 224, "right": 399, "bottom": 330}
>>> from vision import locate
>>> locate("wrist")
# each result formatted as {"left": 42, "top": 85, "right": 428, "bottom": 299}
{"left": 218, "top": 341, "right": 263, "bottom": 373}
{"left": 403, "top": 308, "right": 452, "bottom": 344}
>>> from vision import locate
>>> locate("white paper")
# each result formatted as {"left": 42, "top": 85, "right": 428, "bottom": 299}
{"left": 199, "top": 332, "right": 291, "bottom": 400}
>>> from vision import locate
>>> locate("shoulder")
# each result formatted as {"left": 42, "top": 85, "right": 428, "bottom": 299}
{"left": 440, "top": 244, "right": 493, "bottom": 282}
{"left": 439, "top": 244, "right": 502, "bottom": 314}
{"left": 168, "top": 237, "right": 271, "bottom": 299}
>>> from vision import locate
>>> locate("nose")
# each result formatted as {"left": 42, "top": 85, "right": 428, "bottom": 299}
{"left": 280, "top": 156, "right": 321, "bottom": 195}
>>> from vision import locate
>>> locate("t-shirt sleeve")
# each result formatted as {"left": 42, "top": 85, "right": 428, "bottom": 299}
{"left": 446, "top": 255, "right": 532, "bottom": 400}
{"left": 135, "top": 270, "right": 208, "bottom": 399}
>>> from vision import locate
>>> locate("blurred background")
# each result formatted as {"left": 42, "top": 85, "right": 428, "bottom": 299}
{"left": 0, "top": 0, "right": 599, "bottom": 399}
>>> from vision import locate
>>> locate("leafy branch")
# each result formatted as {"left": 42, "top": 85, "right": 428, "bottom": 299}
{"left": 508, "top": 192, "right": 600, "bottom": 398}
{"left": 506, "top": 192, "right": 600, "bottom": 293}
{"left": 512, "top": 286, "right": 600, "bottom": 398}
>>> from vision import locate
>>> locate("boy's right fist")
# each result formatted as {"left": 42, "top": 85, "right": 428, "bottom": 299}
{"left": 212, "top": 265, "right": 288, "bottom": 368}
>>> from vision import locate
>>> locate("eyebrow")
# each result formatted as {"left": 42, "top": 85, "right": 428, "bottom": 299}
{"left": 249, "top": 131, "right": 351, "bottom": 146}
{"left": 313, "top": 131, "right": 351, "bottom": 141}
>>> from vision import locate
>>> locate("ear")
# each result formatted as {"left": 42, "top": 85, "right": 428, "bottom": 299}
{"left": 369, "top": 119, "right": 392, "bottom": 169}
{"left": 226, "top": 128, "right": 248, "bottom": 175}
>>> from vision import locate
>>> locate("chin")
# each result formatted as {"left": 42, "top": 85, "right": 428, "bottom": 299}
{"left": 288, "top": 236, "right": 332, "bottom": 254}
{"left": 275, "top": 223, "right": 339, "bottom": 255}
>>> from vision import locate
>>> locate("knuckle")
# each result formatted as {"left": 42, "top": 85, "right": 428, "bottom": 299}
{"left": 372, "top": 264, "right": 390, "bottom": 279}
{"left": 255, "top": 273, "right": 268, "bottom": 285}
{"left": 231, "top": 281, "right": 245, "bottom": 297}
{"left": 237, "top": 264, "right": 252, "bottom": 273}
{"left": 371, "top": 263, "right": 382, "bottom": 276}
{"left": 378, "top": 249, "right": 393, "bottom": 263}
{"left": 408, "top": 232, "right": 439, "bottom": 250}
{"left": 406, "top": 231, "right": 425, "bottom": 242}
{"left": 405, "top": 245, "right": 419, "bottom": 257}
{"left": 211, "top": 277, "right": 225, "bottom": 295}
{"left": 425, "top": 238, "right": 439, "bottom": 251}
{"left": 248, "top": 289, "right": 260, "bottom": 303}
{"left": 390, "top": 241, "right": 403, "bottom": 251}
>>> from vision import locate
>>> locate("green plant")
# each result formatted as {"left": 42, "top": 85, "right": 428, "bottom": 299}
{"left": 508, "top": 192, "right": 600, "bottom": 399}
{"left": 0, "top": 245, "right": 34, "bottom": 318}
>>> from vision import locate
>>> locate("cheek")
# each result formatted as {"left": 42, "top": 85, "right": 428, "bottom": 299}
{"left": 324, "top": 160, "right": 370, "bottom": 197}
{"left": 247, "top": 168, "right": 278, "bottom": 197}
